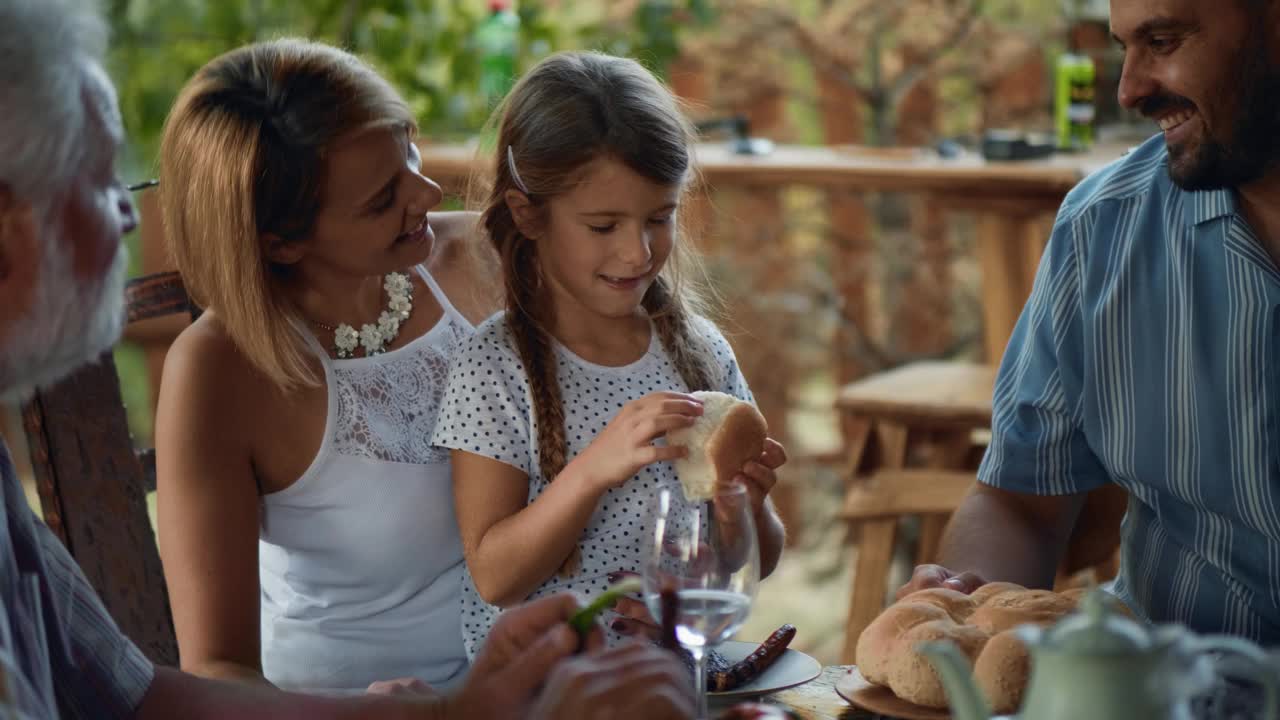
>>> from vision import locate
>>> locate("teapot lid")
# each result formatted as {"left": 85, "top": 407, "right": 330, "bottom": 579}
{"left": 1041, "top": 588, "right": 1150, "bottom": 654}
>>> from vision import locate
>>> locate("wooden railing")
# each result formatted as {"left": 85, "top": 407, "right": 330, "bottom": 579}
{"left": 414, "top": 141, "right": 1126, "bottom": 458}
{"left": 112, "top": 141, "right": 1127, "bottom": 539}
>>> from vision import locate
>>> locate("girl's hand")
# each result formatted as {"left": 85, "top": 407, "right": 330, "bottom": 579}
{"left": 571, "top": 392, "right": 703, "bottom": 493}
{"left": 725, "top": 437, "right": 787, "bottom": 518}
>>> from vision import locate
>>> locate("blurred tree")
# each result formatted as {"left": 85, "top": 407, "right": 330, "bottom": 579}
{"left": 674, "top": 0, "right": 1065, "bottom": 146}
{"left": 107, "top": 0, "right": 713, "bottom": 177}
{"left": 102, "top": 0, "right": 711, "bottom": 444}
{"left": 658, "top": 0, "right": 1068, "bottom": 376}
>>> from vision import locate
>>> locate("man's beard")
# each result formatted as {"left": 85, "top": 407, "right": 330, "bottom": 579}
{"left": 0, "top": 226, "right": 128, "bottom": 403}
{"left": 1165, "top": 36, "right": 1280, "bottom": 190}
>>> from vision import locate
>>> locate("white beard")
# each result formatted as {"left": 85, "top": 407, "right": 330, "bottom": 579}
{"left": 0, "top": 228, "right": 128, "bottom": 404}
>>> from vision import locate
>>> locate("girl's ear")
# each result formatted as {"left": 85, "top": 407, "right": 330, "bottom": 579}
{"left": 264, "top": 232, "right": 306, "bottom": 265}
{"left": 504, "top": 189, "right": 544, "bottom": 239}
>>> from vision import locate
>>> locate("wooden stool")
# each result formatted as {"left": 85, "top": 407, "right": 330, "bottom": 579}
{"left": 837, "top": 361, "right": 995, "bottom": 664}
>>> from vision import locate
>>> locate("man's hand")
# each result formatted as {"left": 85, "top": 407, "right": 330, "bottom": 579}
{"left": 366, "top": 678, "right": 436, "bottom": 698}
{"left": 895, "top": 564, "right": 988, "bottom": 601}
{"left": 445, "top": 594, "right": 593, "bottom": 720}
{"left": 529, "top": 642, "right": 695, "bottom": 720}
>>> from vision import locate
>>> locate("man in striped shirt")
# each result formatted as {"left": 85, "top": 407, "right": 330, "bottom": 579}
{"left": 0, "top": 0, "right": 694, "bottom": 718}
{"left": 901, "top": 0, "right": 1280, "bottom": 644}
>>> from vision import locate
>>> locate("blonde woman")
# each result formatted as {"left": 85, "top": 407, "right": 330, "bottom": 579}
{"left": 155, "top": 39, "right": 494, "bottom": 694}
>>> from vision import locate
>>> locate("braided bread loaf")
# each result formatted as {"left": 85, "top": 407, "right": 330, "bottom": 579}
{"left": 855, "top": 583, "right": 1087, "bottom": 712}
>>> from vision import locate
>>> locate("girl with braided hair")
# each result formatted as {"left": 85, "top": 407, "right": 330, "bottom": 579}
{"left": 432, "top": 51, "right": 787, "bottom": 659}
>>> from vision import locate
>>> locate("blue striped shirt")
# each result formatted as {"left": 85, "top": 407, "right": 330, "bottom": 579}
{"left": 979, "top": 134, "right": 1280, "bottom": 644}
{"left": 0, "top": 440, "right": 155, "bottom": 717}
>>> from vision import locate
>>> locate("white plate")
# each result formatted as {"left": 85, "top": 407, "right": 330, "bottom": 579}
{"left": 706, "top": 639, "right": 823, "bottom": 700}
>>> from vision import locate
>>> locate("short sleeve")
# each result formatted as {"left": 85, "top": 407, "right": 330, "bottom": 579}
{"left": 692, "top": 315, "right": 755, "bottom": 403}
{"left": 977, "top": 212, "right": 1111, "bottom": 496}
{"left": 431, "top": 318, "right": 535, "bottom": 476}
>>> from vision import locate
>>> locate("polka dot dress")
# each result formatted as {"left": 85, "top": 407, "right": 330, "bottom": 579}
{"left": 431, "top": 313, "right": 754, "bottom": 659}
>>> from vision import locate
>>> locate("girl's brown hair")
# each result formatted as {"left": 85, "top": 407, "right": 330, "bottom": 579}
{"left": 480, "top": 51, "right": 719, "bottom": 575}
{"left": 159, "top": 38, "right": 415, "bottom": 391}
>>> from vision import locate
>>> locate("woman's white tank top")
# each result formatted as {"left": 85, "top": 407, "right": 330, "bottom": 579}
{"left": 258, "top": 265, "right": 472, "bottom": 694}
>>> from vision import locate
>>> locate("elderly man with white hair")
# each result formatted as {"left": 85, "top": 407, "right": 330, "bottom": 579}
{"left": 0, "top": 1, "right": 695, "bottom": 718}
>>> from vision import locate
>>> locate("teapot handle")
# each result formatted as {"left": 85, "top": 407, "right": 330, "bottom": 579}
{"left": 1187, "top": 635, "right": 1278, "bottom": 720}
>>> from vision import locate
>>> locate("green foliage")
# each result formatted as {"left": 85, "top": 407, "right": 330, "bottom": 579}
{"left": 107, "top": 0, "right": 714, "bottom": 179}
{"left": 104, "top": 0, "right": 711, "bottom": 442}
{"left": 112, "top": 343, "right": 153, "bottom": 442}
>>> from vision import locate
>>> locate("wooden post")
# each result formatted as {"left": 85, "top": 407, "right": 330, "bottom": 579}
{"left": 842, "top": 420, "right": 908, "bottom": 665}
{"left": 973, "top": 210, "right": 1053, "bottom": 364}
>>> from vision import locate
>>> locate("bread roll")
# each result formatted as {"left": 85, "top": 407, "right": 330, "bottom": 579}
{"left": 973, "top": 629, "right": 1032, "bottom": 714}
{"left": 855, "top": 582, "right": 1084, "bottom": 710}
{"left": 898, "top": 587, "right": 978, "bottom": 620}
{"left": 667, "top": 391, "right": 768, "bottom": 501}
{"left": 856, "top": 602, "right": 950, "bottom": 684}
{"left": 967, "top": 581, "right": 1027, "bottom": 605}
{"left": 967, "top": 590, "right": 1075, "bottom": 635}
{"left": 889, "top": 620, "right": 988, "bottom": 708}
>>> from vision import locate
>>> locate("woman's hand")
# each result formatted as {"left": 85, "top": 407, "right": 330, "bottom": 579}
{"left": 569, "top": 392, "right": 703, "bottom": 493}
{"left": 601, "top": 571, "right": 661, "bottom": 642}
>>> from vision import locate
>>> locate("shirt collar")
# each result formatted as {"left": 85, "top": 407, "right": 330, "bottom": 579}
{"left": 1183, "top": 185, "right": 1238, "bottom": 226}
{"left": 1145, "top": 139, "right": 1239, "bottom": 226}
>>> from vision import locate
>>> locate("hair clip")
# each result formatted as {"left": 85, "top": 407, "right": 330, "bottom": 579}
{"left": 506, "top": 145, "right": 531, "bottom": 195}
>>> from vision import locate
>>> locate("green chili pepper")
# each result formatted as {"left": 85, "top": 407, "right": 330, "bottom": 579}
{"left": 568, "top": 577, "right": 644, "bottom": 636}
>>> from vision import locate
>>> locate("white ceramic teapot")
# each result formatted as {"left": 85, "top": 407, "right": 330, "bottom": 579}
{"left": 919, "top": 589, "right": 1278, "bottom": 720}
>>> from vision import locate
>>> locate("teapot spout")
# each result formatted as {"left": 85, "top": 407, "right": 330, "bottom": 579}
{"left": 1013, "top": 623, "right": 1045, "bottom": 649}
{"left": 917, "top": 640, "right": 993, "bottom": 720}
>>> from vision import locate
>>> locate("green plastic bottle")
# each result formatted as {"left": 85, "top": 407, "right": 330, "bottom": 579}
{"left": 1055, "top": 52, "right": 1096, "bottom": 151}
{"left": 476, "top": 0, "right": 520, "bottom": 108}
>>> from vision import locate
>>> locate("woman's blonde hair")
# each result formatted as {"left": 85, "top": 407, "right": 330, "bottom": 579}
{"left": 159, "top": 38, "right": 415, "bottom": 391}
{"left": 479, "top": 51, "right": 719, "bottom": 576}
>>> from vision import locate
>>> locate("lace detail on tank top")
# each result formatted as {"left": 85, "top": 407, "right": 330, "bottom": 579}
{"left": 329, "top": 319, "right": 467, "bottom": 464}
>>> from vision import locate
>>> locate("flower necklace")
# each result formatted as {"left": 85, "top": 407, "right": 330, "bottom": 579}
{"left": 310, "top": 272, "right": 414, "bottom": 359}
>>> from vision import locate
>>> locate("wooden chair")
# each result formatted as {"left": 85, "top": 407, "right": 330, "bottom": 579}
{"left": 21, "top": 271, "right": 197, "bottom": 665}
{"left": 836, "top": 360, "right": 1126, "bottom": 664}
{"left": 838, "top": 361, "right": 994, "bottom": 663}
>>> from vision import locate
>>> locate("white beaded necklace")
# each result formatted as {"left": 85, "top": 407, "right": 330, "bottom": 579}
{"left": 310, "top": 272, "right": 414, "bottom": 359}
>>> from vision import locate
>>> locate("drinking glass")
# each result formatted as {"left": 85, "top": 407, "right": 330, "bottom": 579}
{"left": 642, "top": 483, "right": 760, "bottom": 719}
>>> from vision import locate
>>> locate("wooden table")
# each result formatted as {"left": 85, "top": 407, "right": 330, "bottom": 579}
{"left": 741, "top": 665, "right": 879, "bottom": 719}
{"left": 417, "top": 140, "right": 1129, "bottom": 364}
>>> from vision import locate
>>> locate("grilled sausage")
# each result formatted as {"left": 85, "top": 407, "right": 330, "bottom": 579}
{"left": 708, "top": 624, "right": 797, "bottom": 692}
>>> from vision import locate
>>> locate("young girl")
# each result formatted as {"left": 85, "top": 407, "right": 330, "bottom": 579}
{"left": 431, "top": 51, "right": 787, "bottom": 658}
{"left": 155, "top": 39, "right": 495, "bottom": 693}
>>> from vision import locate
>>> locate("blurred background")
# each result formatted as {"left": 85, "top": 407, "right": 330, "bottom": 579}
{"left": 4, "top": 0, "right": 1151, "bottom": 666}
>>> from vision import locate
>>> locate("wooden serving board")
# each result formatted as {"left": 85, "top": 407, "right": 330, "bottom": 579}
{"left": 833, "top": 666, "right": 951, "bottom": 720}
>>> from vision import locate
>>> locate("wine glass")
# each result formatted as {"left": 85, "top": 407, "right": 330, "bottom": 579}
{"left": 643, "top": 483, "right": 760, "bottom": 719}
